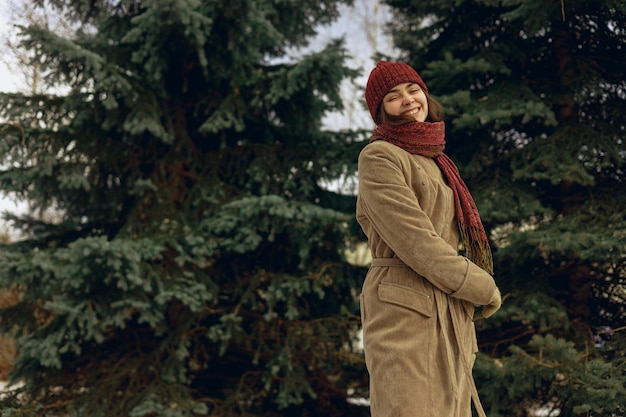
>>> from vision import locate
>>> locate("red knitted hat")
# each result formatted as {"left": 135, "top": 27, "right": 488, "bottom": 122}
{"left": 365, "top": 61, "right": 428, "bottom": 123}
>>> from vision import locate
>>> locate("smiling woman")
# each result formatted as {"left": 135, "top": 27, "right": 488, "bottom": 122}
{"left": 356, "top": 60, "right": 500, "bottom": 417}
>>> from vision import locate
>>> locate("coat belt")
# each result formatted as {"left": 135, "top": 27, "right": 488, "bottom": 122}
{"left": 370, "top": 258, "right": 408, "bottom": 267}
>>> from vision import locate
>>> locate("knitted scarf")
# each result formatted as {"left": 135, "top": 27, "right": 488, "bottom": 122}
{"left": 371, "top": 121, "right": 494, "bottom": 275}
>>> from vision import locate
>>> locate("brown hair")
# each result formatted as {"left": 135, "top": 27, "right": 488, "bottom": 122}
{"left": 377, "top": 92, "right": 445, "bottom": 125}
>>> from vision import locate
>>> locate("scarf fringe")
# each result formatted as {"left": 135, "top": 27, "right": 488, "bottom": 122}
{"left": 459, "top": 227, "right": 494, "bottom": 276}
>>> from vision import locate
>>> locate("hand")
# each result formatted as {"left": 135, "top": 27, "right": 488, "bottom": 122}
{"left": 482, "top": 287, "right": 502, "bottom": 318}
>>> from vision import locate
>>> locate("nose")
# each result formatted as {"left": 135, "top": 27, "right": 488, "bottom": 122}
{"left": 402, "top": 93, "right": 415, "bottom": 105}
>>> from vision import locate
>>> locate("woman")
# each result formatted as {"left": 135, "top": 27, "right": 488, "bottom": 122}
{"left": 357, "top": 61, "right": 501, "bottom": 417}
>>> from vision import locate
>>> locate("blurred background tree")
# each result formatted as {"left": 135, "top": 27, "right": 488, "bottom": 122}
{"left": 0, "top": 226, "right": 15, "bottom": 384}
{"left": 0, "top": 0, "right": 370, "bottom": 415}
{"left": 384, "top": 0, "right": 626, "bottom": 415}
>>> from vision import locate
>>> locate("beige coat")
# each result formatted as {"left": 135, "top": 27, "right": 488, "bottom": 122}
{"left": 356, "top": 141, "right": 496, "bottom": 417}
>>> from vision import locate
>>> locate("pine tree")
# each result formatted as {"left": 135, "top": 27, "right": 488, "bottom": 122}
{"left": 384, "top": 0, "right": 626, "bottom": 415}
{"left": 0, "top": 0, "right": 369, "bottom": 415}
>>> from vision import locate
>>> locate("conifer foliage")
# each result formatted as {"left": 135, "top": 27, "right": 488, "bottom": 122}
{"left": 0, "top": 0, "right": 368, "bottom": 416}
{"left": 385, "top": 0, "right": 626, "bottom": 415}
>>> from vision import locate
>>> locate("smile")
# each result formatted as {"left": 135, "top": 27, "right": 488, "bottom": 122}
{"left": 403, "top": 107, "right": 421, "bottom": 116}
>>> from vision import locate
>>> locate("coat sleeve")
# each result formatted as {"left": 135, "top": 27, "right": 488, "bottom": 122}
{"left": 357, "top": 143, "right": 496, "bottom": 306}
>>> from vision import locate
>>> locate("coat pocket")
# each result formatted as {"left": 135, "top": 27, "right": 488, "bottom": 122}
{"left": 378, "top": 281, "right": 434, "bottom": 318}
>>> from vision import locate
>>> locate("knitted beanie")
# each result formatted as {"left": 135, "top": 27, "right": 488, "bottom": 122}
{"left": 365, "top": 61, "right": 428, "bottom": 123}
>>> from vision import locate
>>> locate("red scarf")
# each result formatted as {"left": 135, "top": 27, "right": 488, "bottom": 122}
{"left": 371, "top": 121, "right": 494, "bottom": 275}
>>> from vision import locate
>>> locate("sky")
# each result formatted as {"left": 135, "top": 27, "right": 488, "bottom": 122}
{"left": 0, "top": 0, "right": 22, "bottom": 93}
{"left": 0, "top": 2, "right": 28, "bottom": 223}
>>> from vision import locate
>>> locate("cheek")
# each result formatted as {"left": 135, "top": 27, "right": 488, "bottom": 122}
{"left": 382, "top": 101, "right": 399, "bottom": 116}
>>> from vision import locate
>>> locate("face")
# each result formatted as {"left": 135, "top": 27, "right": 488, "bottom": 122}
{"left": 381, "top": 82, "right": 429, "bottom": 122}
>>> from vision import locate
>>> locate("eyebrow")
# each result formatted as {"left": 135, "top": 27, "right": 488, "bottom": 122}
{"left": 385, "top": 83, "right": 417, "bottom": 96}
